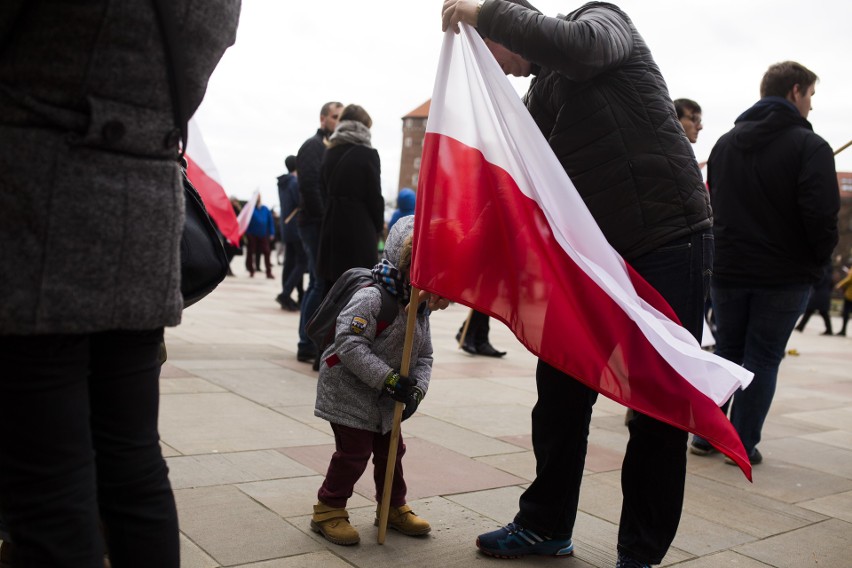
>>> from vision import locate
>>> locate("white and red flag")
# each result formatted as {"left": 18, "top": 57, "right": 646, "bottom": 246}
{"left": 185, "top": 119, "right": 241, "bottom": 246}
{"left": 411, "top": 26, "right": 755, "bottom": 478}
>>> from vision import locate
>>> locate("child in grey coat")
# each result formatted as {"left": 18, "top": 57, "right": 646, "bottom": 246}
{"left": 311, "top": 216, "right": 433, "bottom": 546}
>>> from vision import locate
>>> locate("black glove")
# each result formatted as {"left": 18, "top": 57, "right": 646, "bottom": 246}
{"left": 402, "top": 387, "right": 424, "bottom": 421}
{"left": 383, "top": 371, "right": 414, "bottom": 402}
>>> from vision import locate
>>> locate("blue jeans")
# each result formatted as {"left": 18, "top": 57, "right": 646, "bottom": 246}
{"left": 297, "top": 223, "right": 325, "bottom": 353}
{"left": 281, "top": 240, "right": 307, "bottom": 301}
{"left": 710, "top": 284, "right": 810, "bottom": 453}
{"left": 516, "top": 230, "right": 712, "bottom": 565}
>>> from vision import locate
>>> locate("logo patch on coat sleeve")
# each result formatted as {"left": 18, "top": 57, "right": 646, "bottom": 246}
{"left": 350, "top": 316, "right": 368, "bottom": 334}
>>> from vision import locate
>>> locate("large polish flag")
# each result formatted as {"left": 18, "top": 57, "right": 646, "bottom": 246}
{"left": 185, "top": 119, "right": 241, "bottom": 246}
{"left": 411, "top": 26, "right": 755, "bottom": 478}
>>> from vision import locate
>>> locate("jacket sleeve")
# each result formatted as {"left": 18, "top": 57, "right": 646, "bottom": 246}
{"left": 296, "top": 136, "right": 325, "bottom": 219}
{"left": 796, "top": 138, "right": 840, "bottom": 265}
{"left": 478, "top": 0, "right": 633, "bottom": 81}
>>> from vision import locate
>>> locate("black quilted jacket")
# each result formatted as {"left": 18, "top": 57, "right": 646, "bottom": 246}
{"left": 478, "top": 1, "right": 711, "bottom": 260}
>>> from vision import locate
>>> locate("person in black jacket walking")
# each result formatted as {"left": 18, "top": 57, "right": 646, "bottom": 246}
{"left": 691, "top": 61, "right": 840, "bottom": 465}
{"left": 296, "top": 101, "right": 343, "bottom": 363}
{"left": 276, "top": 155, "right": 306, "bottom": 311}
{"left": 443, "top": 2, "right": 712, "bottom": 566}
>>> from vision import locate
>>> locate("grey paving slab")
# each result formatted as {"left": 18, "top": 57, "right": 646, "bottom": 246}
{"left": 672, "top": 551, "right": 773, "bottom": 566}
{"left": 171, "top": 359, "right": 286, "bottom": 371}
{"left": 175, "top": 485, "right": 323, "bottom": 566}
{"left": 190, "top": 367, "right": 323, "bottom": 408}
{"left": 800, "top": 429, "right": 852, "bottom": 451}
{"left": 401, "top": 415, "right": 528, "bottom": 457}
{"left": 733, "top": 518, "right": 852, "bottom": 567}
{"left": 281, "top": 438, "right": 527, "bottom": 501}
{"left": 159, "top": 392, "right": 332, "bottom": 454}
{"left": 760, "top": 436, "right": 852, "bottom": 478}
{"left": 233, "top": 551, "right": 356, "bottom": 567}
{"left": 784, "top": 406, "right": 852, "bottom": 431}
{"left": 167, "top": 450, "right": 315, "bottom": 489}
{"left": 474, "top": 450, "right": 537, "bottom": 482}
{"left": 423, "top": 377, "right": 539, "bottom": 407}
{"left": 237, "top": 475, "right": 372, "bottom": 519}
{"left": 179, "top": 534, "right": 219, "bottom": 568}
{"left": 798, "top": 490, "right": 852, "bottom": 524}
{"left": 692, "top": 454, "right": 852, "bottom": 504}
{"left": 271, "top": 404, "right": 333, "bottom": 432}
{"left": 160, "top": 377, "right": 227, "bottom": 394}
{"left": 681, "top": 473, "right": 827, "bottom": 538}
{"left": 445, "top": 486, "right": 525, "bottom": 524}
{"left": 161, "top": 441, "right": 181, "bottom": 458}
{"left": 420, "top": 403, "right": 534, "bottom": 437}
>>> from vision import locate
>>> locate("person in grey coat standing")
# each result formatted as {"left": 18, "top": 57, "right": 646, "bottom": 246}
{"left": 0, "top": 2, "right": 239, "bottom": 566}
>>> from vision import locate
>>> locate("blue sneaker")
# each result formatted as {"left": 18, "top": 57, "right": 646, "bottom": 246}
{"left": 476, "top": 522, "right": 574, "bottom": 559}
{"left": 616, "top": 551, "right": 651, "bottom": 567}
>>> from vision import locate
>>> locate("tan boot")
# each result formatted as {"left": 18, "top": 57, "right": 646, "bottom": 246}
{"left": 310, "top": 502, "right": 360, "bottom": 545}
{"left": 375, "top": 503, "right": 431, "bottom": 536}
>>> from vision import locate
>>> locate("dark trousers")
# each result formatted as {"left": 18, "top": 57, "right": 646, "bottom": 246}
{"left": 516, "top": 231, "right": 711, "bottom": 565}
{"left": 796, "top": 308, "right": 833, "bottom": 334}
{"left": 245, "top": 234, "right": 272, "bottom": 276}
{"left": 459, "top": 310, "right": 491, "bottom": 346}
{"left": 0, "top": 330, "right": 179, "bottom": 568}
{"left": 841, "top": 299, "right": 852, "bottom": 334}
{"left": 297, "top": 223, "right": 325, "bottom": 352}
{"left": 281, "top": 240, "right": 306, "bottom": 301}
{"left": 317, "top": 423, "right": 407, "bottom": 509}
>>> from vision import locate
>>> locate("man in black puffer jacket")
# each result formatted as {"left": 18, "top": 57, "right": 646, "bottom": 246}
{"left": 692, "top": 62, "right": 839, "bottom": 465}
{"left": 442, "top": 2, "right": 712, "bottom": 566}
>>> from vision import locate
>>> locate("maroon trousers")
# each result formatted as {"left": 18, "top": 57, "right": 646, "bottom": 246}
{"left": 245, "top": 234, "right": 272, "bottom": 276}
{"left": 318, "top": 423, "right": 407, "bottom": 509}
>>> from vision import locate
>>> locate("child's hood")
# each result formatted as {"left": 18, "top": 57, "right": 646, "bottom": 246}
{"left": 383, "top": 215, "right": 414, "bottom": 267}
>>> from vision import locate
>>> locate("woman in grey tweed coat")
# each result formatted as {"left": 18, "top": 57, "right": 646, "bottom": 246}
{"left": 311, "top": 216, "right": 433, "bottom": 545}
{"left": 0, "top": 2, "right": 239, "bottom": 565}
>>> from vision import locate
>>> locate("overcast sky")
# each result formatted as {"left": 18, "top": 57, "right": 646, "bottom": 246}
{"left": 193, "top": 0, "right": 852, "bottom": 209}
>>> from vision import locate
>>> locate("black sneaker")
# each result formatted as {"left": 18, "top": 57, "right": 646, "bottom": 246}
{"left": 296, "top": 350, "right": 316, "bottom": 363}
{"left": 476, "top": 522, "right": 573, "bottom": 559}
{"left": 726, "top": 447, "right": 762, "bottom": 466}
{"left": 616, "top": 551, "right": 651, "bottom": 568}
{"left": 689, "top": 436, "right": 717, "bottom": 456}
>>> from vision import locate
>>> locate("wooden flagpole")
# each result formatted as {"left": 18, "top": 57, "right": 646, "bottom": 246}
{"left": 377, "top": 286, "right": 421, "bottom": 544}
{"left": 834, "top": 140, "right": 852, "bottom": 156}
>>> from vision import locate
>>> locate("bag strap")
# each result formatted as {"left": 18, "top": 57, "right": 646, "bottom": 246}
{"left": 150, "top": 0, "right": 189, "bottom": 159}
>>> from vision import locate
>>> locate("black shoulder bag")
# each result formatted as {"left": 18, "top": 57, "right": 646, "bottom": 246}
{"left": 151, "top": 0, "right": 229, "bottom": 307}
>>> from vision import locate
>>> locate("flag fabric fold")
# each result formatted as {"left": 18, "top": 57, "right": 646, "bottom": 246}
{"left": 185, "top": 119, "right": 241, "bottom": 246}
{"left": 411, "top": 26, "right": 755, "bottom": 479}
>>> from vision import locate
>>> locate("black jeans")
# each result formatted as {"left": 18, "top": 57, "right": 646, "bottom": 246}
{"left": 0, "top": 330, "right": 178, "bottom": 568}
{"left": 515, "top": 230, "right": 711, "bottom": 565}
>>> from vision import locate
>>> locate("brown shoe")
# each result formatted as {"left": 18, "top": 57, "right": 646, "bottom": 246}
{"left": 375, "top": 503, "right": 431, "bottom": 536}
{"left": 310, "top": 502, "right": 360, "bottom": 545}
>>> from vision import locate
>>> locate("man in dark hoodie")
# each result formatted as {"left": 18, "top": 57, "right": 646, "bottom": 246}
{"left": 694, "top": 62, "right": 839, "bottom": 464}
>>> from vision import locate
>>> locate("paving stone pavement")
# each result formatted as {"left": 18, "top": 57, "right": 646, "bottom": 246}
{"left": 8, "top": 262, "right": 848, "bottom": 567}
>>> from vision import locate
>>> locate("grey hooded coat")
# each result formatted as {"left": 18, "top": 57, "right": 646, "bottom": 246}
{"left": 314, "top": 216, "right": 433, "bottom": 434}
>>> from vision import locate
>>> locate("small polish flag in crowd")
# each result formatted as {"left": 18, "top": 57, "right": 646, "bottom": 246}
{"left": 185, "top": 119, "right": 241, "bottom": 246}
{"left": 411, "top": 25, "right": 754, "bottom": 478}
